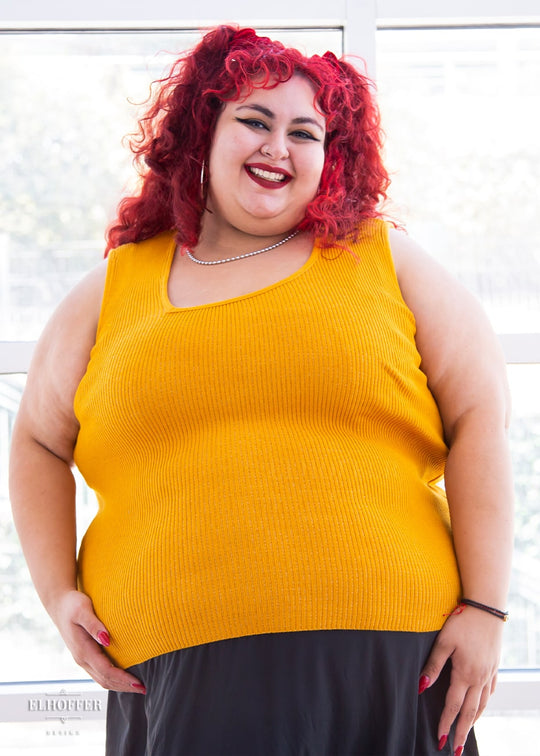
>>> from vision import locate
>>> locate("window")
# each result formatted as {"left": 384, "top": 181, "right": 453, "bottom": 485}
{"left": 1, "top": 2, "right": 539, "bottom": 752}
{"left": 1, "top": 28, "right": 342, "bottom": 343}
{"left": 375, "top": 18, "right": 540, "bottom": 752}
{"left": 0, "top": 21, "right": 344, "bottom": 753}
{"left": 376, "top": 25, "right": 540, "bottom": 671}
{"left": 0, "top": 24, "right": 343, "bottom": 677}
{"left": 377, "top": 26, "right": 540, "bottom": 335}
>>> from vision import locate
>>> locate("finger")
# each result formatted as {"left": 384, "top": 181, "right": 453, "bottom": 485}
{"left": 70, "top": 594, "right": 112, "bottom": 647}
{"left": 419, "top": 637, "right": 455, "bottom": 692}
{"left": 68, "top": 624, "right": 146, "bottom": 694}
{"left": 87, "top": 657, "right": 146, "bottom": 694}
{"left": 474, "top": 675, "right": 497, "bottom": 724}
{"left": 443, "top": 685, "right": 482, "bottom": 753}
{"left": 473, "top": 685, "right": 491, "bottom": 723}
{"left": 437, "top": 679, "right": 468, "bottom": 739}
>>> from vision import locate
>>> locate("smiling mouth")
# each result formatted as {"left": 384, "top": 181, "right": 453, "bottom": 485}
{"left": 248, "top": 166, "right": 287, "bottom": 183}
{"left": 245, "top": 164, "right": 292, "bottom": 188}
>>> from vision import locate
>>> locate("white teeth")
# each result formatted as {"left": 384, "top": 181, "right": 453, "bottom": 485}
{"left": 249, "top": 166, "right": 287, "bottom": 182}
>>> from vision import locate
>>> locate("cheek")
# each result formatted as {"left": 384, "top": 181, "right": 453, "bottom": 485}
{"left": 211, "top": 144, "right": 255, "bottom": 187}
{"left": 301, "top": 151, "right": 326, "bottom": 193}
{"left": 209, "top": 127, "right": 241, "bottom": 170}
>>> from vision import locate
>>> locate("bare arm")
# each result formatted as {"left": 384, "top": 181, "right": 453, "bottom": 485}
{"left": 389, "top": 228, "right": 513, "bottom": 751}
{"left": 9, "top": 262, "right": 145, "bottom": 693}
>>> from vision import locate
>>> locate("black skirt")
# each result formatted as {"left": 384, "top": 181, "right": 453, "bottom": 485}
{"left": 106, "top": 630, "right": 479, "bottom": 756}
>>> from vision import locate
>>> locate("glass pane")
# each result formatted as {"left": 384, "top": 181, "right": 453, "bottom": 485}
{"left": 1, "top": 31, "right": 194, "bottom": 342}
{"left": 0, "top": 28, "right": 342, "bottom": 342}
{"left": 376, "top": 27, "right": 540, "bottom": 334}
{"left": 475, "top": 713, "right": 540, "bottom": 755}
{"left": 503, "top": 364, "right": 540, "bottom": 668}
{"left": 0, "top": 375, "right": 99, "bottom": 683}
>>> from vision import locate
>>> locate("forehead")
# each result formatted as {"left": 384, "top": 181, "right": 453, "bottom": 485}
{"left": 229, "top": 75, "right": 323, "bottom": 117}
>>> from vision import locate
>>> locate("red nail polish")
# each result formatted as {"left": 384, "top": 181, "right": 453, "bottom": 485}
{"left": 438, "top": 734, "right": 448, "bottom": 750}
{"left": 131, "top": 682, "right": 146, "bottom": 694}
{"left": 418, "top": 674, "right": 430, "bottom": 694}
{"left": 97, "top": 631, "right": 110, "bottom": 647}
{"left": 454, "top": 747, "right": 464, "bottom": 756}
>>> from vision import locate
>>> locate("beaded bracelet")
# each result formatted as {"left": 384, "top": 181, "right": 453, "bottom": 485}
{"left": 460, "top": 598, "right": 509, "bottom": 622}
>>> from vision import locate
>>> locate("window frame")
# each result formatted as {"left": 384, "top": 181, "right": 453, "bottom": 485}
{"left": 0, "top": 0, "right": 539, "bottom": 733}
{"left": 1, "top": 669, "right": 539, "bottom": 725}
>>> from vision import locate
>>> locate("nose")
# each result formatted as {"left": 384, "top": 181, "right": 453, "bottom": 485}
{"left": 260, "top": 133, "right": 289, "bottom": 161}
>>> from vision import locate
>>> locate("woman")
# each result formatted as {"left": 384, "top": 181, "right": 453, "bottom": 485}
{"left": 10, "top": 25, "right": 513, "bottom": 756}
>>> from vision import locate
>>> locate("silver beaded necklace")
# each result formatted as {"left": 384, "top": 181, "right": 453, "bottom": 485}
{"left": 186, "top": 231, "right": 299, "bottom": 265}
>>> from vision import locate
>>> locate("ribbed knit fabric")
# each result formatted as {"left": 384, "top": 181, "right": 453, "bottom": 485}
{"left": 74, "top": 219, "right": 461, "bottom": 669}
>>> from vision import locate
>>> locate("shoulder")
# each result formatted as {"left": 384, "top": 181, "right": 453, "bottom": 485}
{"left": 386, "top": 226, "right": 486, "bottom": 330}
{"left": 104, "top": 231, "right": 176, "bottom": 285}
{"left": 108, "top": 230, "right": 176, "bottom": 260}
{"left": 16, "top": 260, "right": 109, "bottom": 462}
{"left": 42, "top": 260, "right": 109, "bottom": 362}
{"left": 335, "top": 218, "right": 396, "bottom": 267}
{"left": 387, "top": 228, "right": 509, "bottom": 437}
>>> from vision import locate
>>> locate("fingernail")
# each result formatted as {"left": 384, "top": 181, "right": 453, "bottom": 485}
{"left": 418, "top": 674, "right": 430, "bottom": 694}
{"left": 438, "top": 734, "right": 448, "bottom": 750}
{"left": 97, "top": 631, "right": 110, "bottom": 647}
{"left": 454, "top": 747, "right": 464, "bottom": 756}
{"left": 131, "top": 683, "right": 146, "bottom": 694}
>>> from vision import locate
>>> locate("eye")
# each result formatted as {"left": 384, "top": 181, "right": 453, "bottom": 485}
{"left": 290, "top": 129, "right": 319, "bottom": 141}
{"left": 235, "top": 117, "right": 269, "bottom": 131}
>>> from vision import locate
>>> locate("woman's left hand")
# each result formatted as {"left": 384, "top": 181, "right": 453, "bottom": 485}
{"left": 419, "top": 607, "right": 504, "bottom": 753}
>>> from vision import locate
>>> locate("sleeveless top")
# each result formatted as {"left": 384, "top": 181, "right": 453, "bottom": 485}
{"left": 74, "top": 219, "right": 461, "bottom": 668}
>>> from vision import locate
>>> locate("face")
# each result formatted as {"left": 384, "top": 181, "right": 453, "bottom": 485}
{"left": 206, "top": 74, "right": 326, "bottom": 237}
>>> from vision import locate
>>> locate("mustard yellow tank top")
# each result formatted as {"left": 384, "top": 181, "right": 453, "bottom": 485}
{"left": 74, "top": 220, "right": 460, "bottom": 668}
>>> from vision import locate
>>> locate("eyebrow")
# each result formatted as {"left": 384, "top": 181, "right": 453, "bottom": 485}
{"left": 235, "top": 104, "right": 325, "bottom": 133}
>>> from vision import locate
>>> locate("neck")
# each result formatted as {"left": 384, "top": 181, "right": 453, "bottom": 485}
{"left": 188, "top": 230, "right": 299, "bottom": 266}
{"left": 196, "top": 219, "right": 297, "bottom": 262}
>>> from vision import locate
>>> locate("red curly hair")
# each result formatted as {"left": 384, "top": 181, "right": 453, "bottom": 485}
{"left": 106, "top": 25, "right": 389, "bottom": 253}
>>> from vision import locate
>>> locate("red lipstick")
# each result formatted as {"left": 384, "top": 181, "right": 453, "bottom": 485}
{"left": 245, "top": 163, "right": 292, "bottom": 189}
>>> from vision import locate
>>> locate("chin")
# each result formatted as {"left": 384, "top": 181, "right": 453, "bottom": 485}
{"left": 245, "top": 214, "right": 300, "bottom": 234}
{"left": 245, "top": 204, "right": 304, "bottom": 228}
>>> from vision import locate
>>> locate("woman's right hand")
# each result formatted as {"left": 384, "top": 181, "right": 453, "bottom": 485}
{"left": 8, "top": 262, "right": 144, "bottom": 694}
{"left": 50, "top": 589, "right": 146, "bottom": 694}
